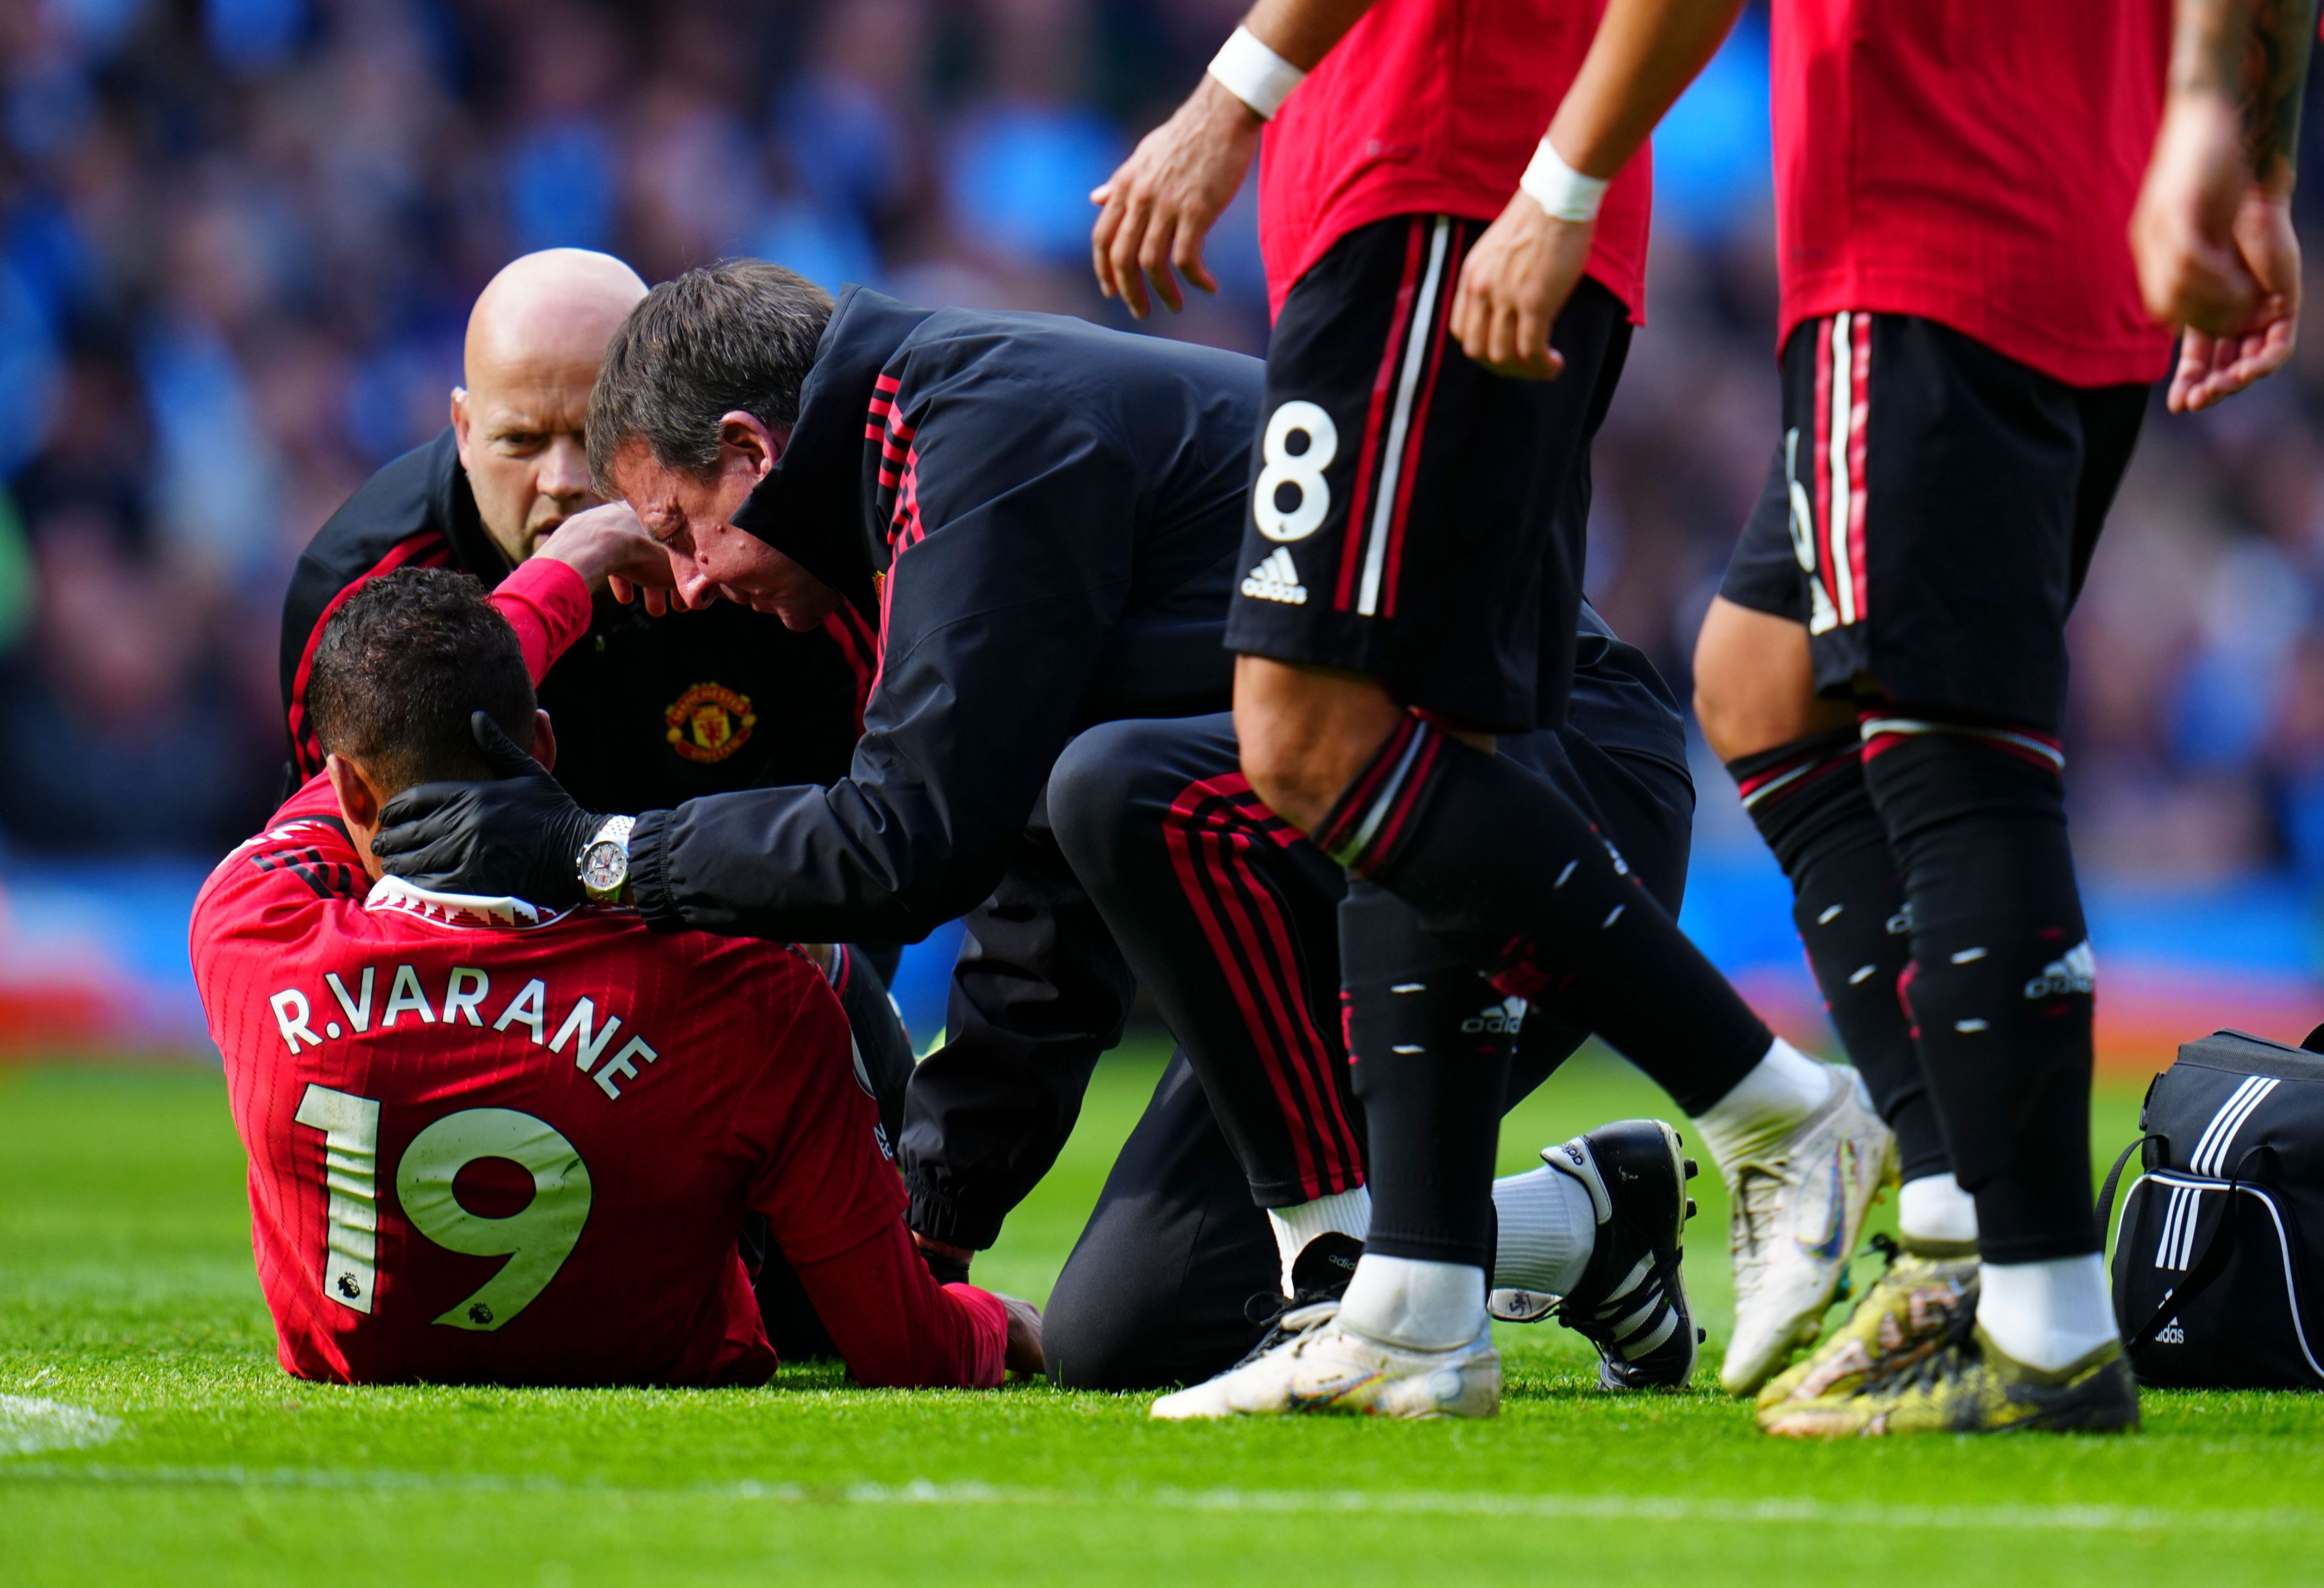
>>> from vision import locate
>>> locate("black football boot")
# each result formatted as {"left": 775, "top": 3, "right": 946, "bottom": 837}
{"left": 1233, "top": 1232, "right": 1366, "bottom": 1367}
{"left": 1513, "top": 1120, "right": 1702, "bottom": 1390}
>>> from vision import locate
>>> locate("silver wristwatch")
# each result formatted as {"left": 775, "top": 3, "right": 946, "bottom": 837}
{"left": 577, "top": 815, "right": 637, "bottom": 905}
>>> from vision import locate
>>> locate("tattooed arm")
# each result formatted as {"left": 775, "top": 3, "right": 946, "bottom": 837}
{"left": 2132, "top": 0, "right": 2320, "bottom": 411}
{"left": 2216, "top": 0, "right": 2315, "bottom": 188}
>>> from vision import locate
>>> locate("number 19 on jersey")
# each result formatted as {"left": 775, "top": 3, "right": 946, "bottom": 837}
{"left": 294, "top": 1084, "right": 593, "bottom": 1331}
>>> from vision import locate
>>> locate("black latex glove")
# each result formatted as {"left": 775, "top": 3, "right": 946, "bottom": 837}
{"left": 372, "top": 711, "right": 604, "bottom": 906}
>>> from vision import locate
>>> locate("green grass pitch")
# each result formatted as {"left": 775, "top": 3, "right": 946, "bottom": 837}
{"left": 5, "top": 1046, "right": 2323, "bottom": 1586}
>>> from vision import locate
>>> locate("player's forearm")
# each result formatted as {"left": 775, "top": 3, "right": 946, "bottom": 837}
{"left": 2170, "top": 0, "right": 2319, "bottom": 192}
{"left": 1544, "top": 0, "right": 1747, "bottom": 178}
{"left": 1240, "top": 0, "right": 1377, "bottom": 72}
{"left": 489, "top": 556, "right": 593, "bottom": 683}
{"left": 628, "top": 777, "right": 1011, "bottom": 944}
{"left": 795, "top": 1221, "right": 1009, "bottom": 1389}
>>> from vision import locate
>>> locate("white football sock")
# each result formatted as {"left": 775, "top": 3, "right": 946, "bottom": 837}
{"left": 1491, "top": 1165, "right": 1597, "bottom": 1296}
{"left": 1265, "top": 1185, "right": 1371, "bottom": 1296}
{"left": 1339, "top": 1253, "right": 1486, "bottom": 1351}
{"left": 1976, "top": 1254, "right": 2117, "bottom": 1372}
{"left": 1897, "top": 1173, "right": 1978, "bottom": 1247}
{"left": 1690, "top": 1036, "right": 1831, "bottom": 1170}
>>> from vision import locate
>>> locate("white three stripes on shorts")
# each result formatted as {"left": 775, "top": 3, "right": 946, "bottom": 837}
{"left": 1356, "top": 218, "right": 1452, "bottom": 618}
{"left": 1814, "top": 311, "right": 1872, "bottom": 629}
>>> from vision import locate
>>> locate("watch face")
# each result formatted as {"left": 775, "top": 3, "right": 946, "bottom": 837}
{"left": 580, "top": 840, "right": 627, "bottom": 894}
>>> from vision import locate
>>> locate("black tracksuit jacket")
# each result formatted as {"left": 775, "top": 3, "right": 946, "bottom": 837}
{"left": 624, "top": 288, "right": 1256, "bottom": 944}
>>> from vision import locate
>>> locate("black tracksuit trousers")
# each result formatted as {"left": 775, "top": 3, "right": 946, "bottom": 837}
{"left": 1042, "top": 710, "right": 1693, "bottom": 1390}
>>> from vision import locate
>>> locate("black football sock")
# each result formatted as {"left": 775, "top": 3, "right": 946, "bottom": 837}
{"left": 1340, "top": 880, "right": 1511, "bottom": 1270}
{"left": 1316, "top": 715, "right": 1771, "bottom": 1115}
{"left": 1729, "top": 729, "right": 1951, "bottom": 1185}
{"left": 1860, "top": 716, "right": 2098, "bottom": 1264}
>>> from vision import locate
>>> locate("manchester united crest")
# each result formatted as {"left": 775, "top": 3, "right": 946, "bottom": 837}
{"left": 665, "top": 682, "right": 756, "bottom": 764}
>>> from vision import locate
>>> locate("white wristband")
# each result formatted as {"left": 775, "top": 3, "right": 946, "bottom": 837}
{"left": 1519, "top": 138, "right": 1609, "bottom": 222}
{"left": 1208, "top": 25, "right": 1305, "bottom": 121}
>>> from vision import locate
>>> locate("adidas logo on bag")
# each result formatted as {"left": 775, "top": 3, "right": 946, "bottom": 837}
{"left": 1241, "top": 548, "right": 1308, "bottom": 605}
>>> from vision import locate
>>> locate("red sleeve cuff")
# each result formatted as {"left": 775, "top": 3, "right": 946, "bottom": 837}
{"left": 942, "top": 1283, "right": 1011, "bottom": 1389}
{"left": 491, "top": 557, "right": 594, "bottom": 683}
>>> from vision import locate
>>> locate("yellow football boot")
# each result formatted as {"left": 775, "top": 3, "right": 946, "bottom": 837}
{"left": 1756, "top": 1233, "right": 1977, "bottom": 1411}
{"left": 1758, "top": 1317, "right": 2140, "bottom": 1438}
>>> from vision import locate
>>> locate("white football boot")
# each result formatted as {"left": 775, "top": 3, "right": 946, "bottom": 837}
{"left": 1150, "top": 1304, "right": 1501, "bottom": 1420}
{"left": 1718, "top": 1063, "right": 1897, "bottom": 1395}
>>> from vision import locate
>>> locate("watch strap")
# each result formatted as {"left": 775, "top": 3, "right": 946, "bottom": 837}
{"left": 578, "top": 814, "right": 637, "bottom": 903}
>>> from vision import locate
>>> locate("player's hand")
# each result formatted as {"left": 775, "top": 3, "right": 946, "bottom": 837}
{"left": 535, "top": 503, "right": 686, "bottom": 614}
{"left": 2134, "top": 94, "right": 2260, "bottom": 335}
{"left": 2164, "top": 189, "right": 2300, "bottom": 413}
{"left": 1449, "top": 192, "right": 1594, "bottom": 380}
{"left": 2132, "top": 91, "right": 2302, "bottom": 413}
{"left": 1090, "top": 75, "right": 1259, "bottom": 319}
{"left": 994, "top": 1293, "right": 1045, "bottom": 1377}
{"left": 372, "top": 712, "right": 604, "bottom": 905}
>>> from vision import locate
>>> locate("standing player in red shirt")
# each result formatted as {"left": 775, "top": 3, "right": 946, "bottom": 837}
{"left": 1092, "top": 0, "right": 1893, "bottom": 1421}
{"left": 192, "top": 563, "right": 1030, "bottom": 1388}
{"left": 1454, "top": 0, "right": 2313, "bottom": 1434}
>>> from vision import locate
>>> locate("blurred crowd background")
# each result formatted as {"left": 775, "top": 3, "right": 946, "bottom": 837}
{"left": 7, "top": 0, "right": 2324, "bottom": 1049}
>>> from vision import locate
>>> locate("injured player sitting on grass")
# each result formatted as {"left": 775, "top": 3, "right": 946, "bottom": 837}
{"left": 190, "top": 565, "right": 1040, "bottom": 1388}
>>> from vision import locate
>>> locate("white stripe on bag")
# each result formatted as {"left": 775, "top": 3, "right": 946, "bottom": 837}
{"left": 2155, "top": 1183, "right": 2205, "bottom": 1271}
{"left": 1356, "top": 218, "right": 1450, "bottom": 618}
{"left": 2192, "top": 1076, "right": 2277, "bottom": 1176}
{"left": 1826, "top": 313, "right": 1856, "bottom": 628}
{"left": 2188, "top": 1077, "right": 2261, "bottom": 1171}
{"left": 2177, "top": 1186, "right": 2204, "bottom": 1268}
{"left": 2155, "top": 1184, "right": 2181, "bottom": 1269}
{"left": 2203, "top": 1076, "right": 2276, "bottom": 1174}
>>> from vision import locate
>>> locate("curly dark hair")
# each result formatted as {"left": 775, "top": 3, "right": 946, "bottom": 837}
{"left": 586, "top": 258, "right": 834, "bottom": 493}
{"left": 307, "top": 568, "right": 536, "bottom": 797}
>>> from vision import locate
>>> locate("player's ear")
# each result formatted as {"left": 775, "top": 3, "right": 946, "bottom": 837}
{"left": 324, "top": 754, "right": 379, "bottom": 829}
{"left": 451, "top": 387, "right": 472, "bottom": 468}
{"left": 530, "top": 708, "right": 558, "bottom": 774}
{"left": 718, "top": 410, "right": 786, "bottom": 482}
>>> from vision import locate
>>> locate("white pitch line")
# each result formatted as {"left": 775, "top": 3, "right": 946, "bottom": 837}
{"left": 0, "top": 1397, "right": 121, "bottom": 1457}
{"left": 4, "top": 1465, "right": 2321, "bottom": 1535}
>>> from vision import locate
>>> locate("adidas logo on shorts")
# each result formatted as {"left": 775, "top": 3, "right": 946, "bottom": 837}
{"left": 1240, "top": 547, "right": 1308, "bottom": 605}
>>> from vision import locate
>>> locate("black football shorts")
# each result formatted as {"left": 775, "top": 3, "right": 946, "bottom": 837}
{"left": 1718, "top": 312, "right": 2148, "bottom": 732}
{"left": 1223, "top": 212, "right": 1631, "bottom": 735}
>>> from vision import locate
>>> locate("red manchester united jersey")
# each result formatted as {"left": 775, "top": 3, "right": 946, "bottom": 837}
{"left": 193, "top": 779, "right": 1004, "bottom": 1388}
{"left": 1257, "top": 0, "right": 1652, "bottom": 323}
{"left": 1774, "top": 0, "right": 2173, "bottom": 387}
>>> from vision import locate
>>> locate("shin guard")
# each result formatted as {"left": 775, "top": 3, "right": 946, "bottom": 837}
{"left": 1729, "top": 729, "right": 1951, "bottom": 1184}
{"left": 1861, "top": 717, "right": 2098, "bottom": 1263}
{"left": 1340, "top": 880, "right": 1511, "bottom": 1269}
